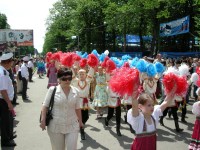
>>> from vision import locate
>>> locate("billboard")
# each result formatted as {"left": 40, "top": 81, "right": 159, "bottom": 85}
{"left": 0, "top": 29, "right": 33, "bottom": 51}
{"left": 160, "top": 16, "right": 189, "bottom": 37}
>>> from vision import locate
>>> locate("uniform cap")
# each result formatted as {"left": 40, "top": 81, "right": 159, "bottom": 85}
{"left": 0, "top": 53, "right": 13, "bottom": 61}
{"left": 23, "top": 56, "right": 30, "bottom": 61}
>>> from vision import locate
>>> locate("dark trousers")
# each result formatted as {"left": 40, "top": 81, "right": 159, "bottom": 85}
{"left": 22, "top": 77, "right": 28, "bottom": 99}
{"left": 12, "top": 82, "right": 17, "bottom": 104}
{"left": 28, "top": 68, "right": 33, "bottom": 81}
{"left": 162, "top": 106, "right": 178, "bottom": 120}
{"left": 193, "top": 84, "right": 198, "bottom": 101}
{"left": 177, "top": 101, "right": 187, "bottom": 119}
{"left": 107, "top": 106, "right": 121, "bottom": 125}
{"left": 81, "top": 110, "right": 89, "bottom": 125}
{"left": 0, "top": 99, "right": 11, "bottom": 144}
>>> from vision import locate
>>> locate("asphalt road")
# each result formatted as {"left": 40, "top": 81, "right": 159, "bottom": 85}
{"left": 1, "top": 75, "right": 195, "bottom": 150}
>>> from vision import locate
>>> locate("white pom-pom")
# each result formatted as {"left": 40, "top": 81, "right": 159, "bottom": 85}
{"left": 179, "top": 64, "right": 189, "bottom": 76}
{"left": 104, "top": 50, "right": 109, "bottom": 56}
{"left": 164, "top": 66, "right": 179, "bottom": 75}
{"left": 192, "top": 101, "right": 200, "bottom": 116}
{"left": 191, "top": 73, "right": 199, "bottom": 84}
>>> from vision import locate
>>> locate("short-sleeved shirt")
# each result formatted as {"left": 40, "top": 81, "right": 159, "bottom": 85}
{"left": 43, "top": 85, "right": 81, "bottom": 134}
{"left": 127, "top": 105, "right": 162, "bottom": 134}
{"left": 21, "top": 63, "right": 29, "bottom": 79}
{"left": 0, "top": 66, "right": 14, "bottom": 101}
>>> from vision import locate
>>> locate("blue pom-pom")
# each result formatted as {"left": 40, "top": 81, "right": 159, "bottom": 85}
{"left": 76, "top": 51, "right": 82, "bottom": 56}
{"left": 99, "top": 53, "right": 106, "bottom": 62}
{"left": 154, "top": 62, "right": 165, "bottom": 74}
{"left": 92, "top": 49, "right": 99, "bottom": 58}
{"left": 136, "top": 59, "right": 148, "bottom": 72}
{"left": 119, "top": 60, "right": 125, "bottom": 68}
{"left": 82, "top": 52, "right": 88, "bottom": 58}
{"left": 130, "top": 57, "right": 139, "bottom": 67}
{"left": 122, "top": 55, "right": 132, "bottom": 61}
{"left": 146, "top": 64, "right": 157, "bottom": 77}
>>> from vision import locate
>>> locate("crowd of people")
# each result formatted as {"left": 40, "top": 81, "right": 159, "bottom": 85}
{"left": 39, "top": 50, "right": 200, "bottom": 150}
{"left": 0, "top": 50, "right": 200, "bottom": 149}
{"left": 0, "top": 53, "right": 47, "bottom": 147}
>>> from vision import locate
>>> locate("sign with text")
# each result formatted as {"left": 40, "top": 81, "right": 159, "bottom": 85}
{"left": 160, "top": 16, "right": 189, "bottom": 37}
{"left": 0, "top": 29, "right": 33, "bottom": 47}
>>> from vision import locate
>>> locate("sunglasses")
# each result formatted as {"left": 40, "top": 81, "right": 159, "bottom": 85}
{"left": 60, "top": 76, "right": 72, "bottom": 81}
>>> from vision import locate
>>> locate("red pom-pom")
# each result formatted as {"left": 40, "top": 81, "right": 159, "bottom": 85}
{"left": 87, "top": 54, "right": 99, "bottom": 68}
{"left": 73, "top": 54, "right": 81, "bottom": 61}
{"left": 46, "top": 52, "right": 52, "bottom": 57}
{"left": 163, "top": 73, "right": 188, "bottom": 96}
{"left": 106, "top": 59, "right": 116, "bottom": 73}
{"left": 80, "top": 58, "right": 87, "bottom": 68}
{"left": 196, "top": 67, "right": 200, "bottom": 75}
{"left": 176, "top": 76, "right": 188, "bottom": 95}
{"left": 109, "top": 67, "right": 140, "bottom": 97}
{"left": 197, "top": 78, "right": 200, "bottom": 87}
{"left": 101, "top": 56, "right": 109, "bottom": 68}
{"left": 61, "top": 53, "right": 75, "bottom": 67}
{"left": 51, "top": 53, "right": 60, "bottom": 61}
{"left": 123, "top": 62, "right": 130, "bottom": 68}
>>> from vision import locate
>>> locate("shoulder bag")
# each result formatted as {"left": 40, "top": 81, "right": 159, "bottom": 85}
{"left": 40, "top": 86, "right": 57, "bottom": 126}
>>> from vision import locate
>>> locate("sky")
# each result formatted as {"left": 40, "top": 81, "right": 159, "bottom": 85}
{"left": 0, "top": 0, "right": 58, "bottom": 53}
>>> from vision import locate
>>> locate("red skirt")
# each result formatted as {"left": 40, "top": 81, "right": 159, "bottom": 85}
{"left": 131, "top": 131, "right": 157, "bottom": 150}
{"left": 189, "top": 117, "right": 200, "bottom": 150}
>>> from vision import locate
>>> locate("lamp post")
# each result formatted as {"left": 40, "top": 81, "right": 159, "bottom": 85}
{"left": 71, "top": 35, "right": 79, "bottom": 50}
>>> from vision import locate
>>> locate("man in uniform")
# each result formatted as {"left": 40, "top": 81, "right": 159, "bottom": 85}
{"left": 28, "top": 57, "right": 34, "bottom": 82}
{"left": 21, "top": 56, "right": 29, "bottom": 100}
{"left": 0, "top": 52, "right": 16, "bottom": 147}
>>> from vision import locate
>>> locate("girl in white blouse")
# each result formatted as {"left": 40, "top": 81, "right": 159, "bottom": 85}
{"left": 40, "top": 68, "right": 83, "bottom": 150}
{"left": 127, "top": 86, "right": 176, "bottom": 150}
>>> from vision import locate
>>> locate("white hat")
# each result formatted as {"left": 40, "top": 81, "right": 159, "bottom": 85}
{"left": 23, "top": 56, "right": 29, "bottom": 61}
{"left": 0, "top": 52, "right": 13, "bottom": 61}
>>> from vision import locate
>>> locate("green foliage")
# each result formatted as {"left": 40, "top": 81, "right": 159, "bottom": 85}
{"left": 43, "top": 0, "right": 200, "bottom": 54}
{"left": 0, "top": 13, "right": 10, "bottom": 29}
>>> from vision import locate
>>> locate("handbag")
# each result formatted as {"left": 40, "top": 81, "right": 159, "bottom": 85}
{"left": 40, "top": 86, "right": 57, "bottom": 126}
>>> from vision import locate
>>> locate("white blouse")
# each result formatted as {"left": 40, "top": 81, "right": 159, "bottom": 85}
{"left": 127, "top": 105, "right": 162, "bottom": 134}
{"left": 43, "top": 85, "right": 81, "bottom": 134}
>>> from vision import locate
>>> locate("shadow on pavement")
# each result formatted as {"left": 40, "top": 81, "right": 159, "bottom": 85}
{"left": 79, "top": 133, "right": 109, "bottom": 150}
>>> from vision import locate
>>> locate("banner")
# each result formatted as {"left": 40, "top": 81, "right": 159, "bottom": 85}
{"left": 160, "top": 52, "right": 200, "bottom": 58}
{"left": 110, "top": 52, "right": 142, "bottom": 58}
{"left": 160, "top": 16, "right": 189, "bottom": 37}
{"left": 0, "top": 29, "right": 33, "bottom": 48}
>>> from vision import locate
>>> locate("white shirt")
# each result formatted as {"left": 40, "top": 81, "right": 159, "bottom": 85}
{"left": 0, "top": 66, "right": 14, "bottom": 101}
{"left": 21, "top": 63, "right": 29, "bottom": 79}
{"left": 127, "top": 105, "right": 162, "bottom": 134}
{"left": 43, "top": 85, "right": 81, "bottom": 134}
{"left": 28, "top": 61, "right": 34, "bottom": 69}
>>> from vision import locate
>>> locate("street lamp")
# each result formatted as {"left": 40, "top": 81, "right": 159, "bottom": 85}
{"left": 71, "top": 35, "right": 79, "bottom": 50}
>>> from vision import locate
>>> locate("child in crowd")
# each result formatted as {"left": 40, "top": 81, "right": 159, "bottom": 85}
{"left": 127, "top": 86, "right": 176, "bottom": 150}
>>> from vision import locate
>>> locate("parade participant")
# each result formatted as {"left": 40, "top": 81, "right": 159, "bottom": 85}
{"left": 21, "top": 56, "right": 29, "bottom": 100}
{"left": 37, "top": 58, "right": 45, "bottom": 78}
{"left": 105, "top": 86, "right": 122, "bottom": 136}
{"left": 28, "top": 57, "right": 34, "bottom": 82}
{"left": 188, "top": 89, "right": 200, "bottom": 149}
{"left": 40, "top": 68, "right": 83, "bottom": 150}
{"left": 92, "top": 66, "right": 108, "bottom": 118}
{"left": 47, "top": 60, "right": 58, "bottom": 89}
{"left": 127, "top": 87, "right": 176, "bottom": 150}
{"left": 0, "top": 52, "right": 16, "bottom": 147}
{"left": 71, "top": 67, "right": 94, "bottom": 140}
{"left": 160, "top": 66, "right": 188, "bottom": 132}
